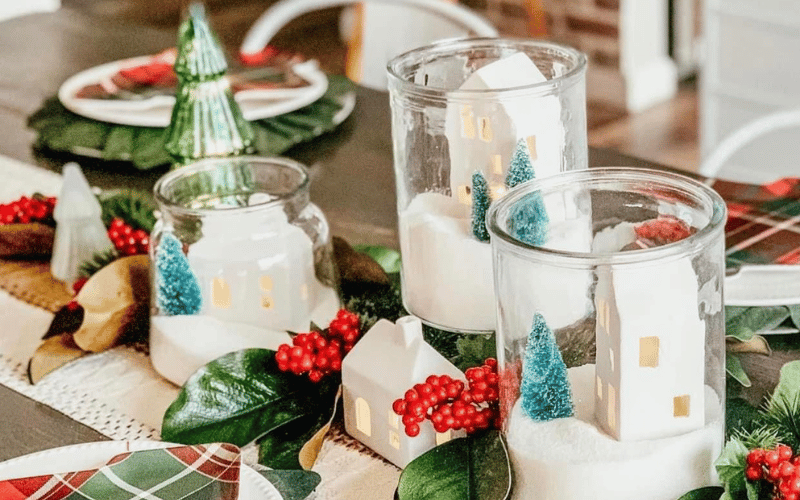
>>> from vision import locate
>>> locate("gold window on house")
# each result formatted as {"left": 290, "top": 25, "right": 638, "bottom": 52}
{"left": 607, "top": 383, "right": 616, "bottom": 432}
{"left": 211, "top": 277, "right": 231, "bottom": 309}
{"left": 674, "top": 395, "right": 690, "bottom": 417}
{"left": 355, "top": 397, "right": 371, "bottom": 437}
{"left": 260, "top": 275, "right": 274, "bottom": 310}
{"left": 639, "top": 336, "right": 660, "bottom": 367}
{"left": 389, "top": 430, "right": 401, "bottom": 450}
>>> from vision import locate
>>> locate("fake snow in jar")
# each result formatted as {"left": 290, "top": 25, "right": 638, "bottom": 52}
{"left": 487, "top": 168, "right": 727, "bottom": 500}
{"left": 149, "top": 157, "right": 339, "bottom": 385}
{"left": 387, "top": 38, "right": 588, "bottom": 332}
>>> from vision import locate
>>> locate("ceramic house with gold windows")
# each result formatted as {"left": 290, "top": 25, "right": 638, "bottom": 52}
{"left": 444, "top": 52, "right": 564, "bottom": 205}
{"left": 186, "top": 211, "right": 338, "bottom": 333}
{"left": 593, "top": 256, "right": 706, "bottom": 441}
{"left": 342, "top": 316, "right": 466, "bottom": 468}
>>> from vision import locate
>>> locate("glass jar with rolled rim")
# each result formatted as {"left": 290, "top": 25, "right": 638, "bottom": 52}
{"left": 149, "top": 156, "right": 340, "bottom": 386}
{"left": 486, "top": 167, "right": 727, "bottom": 500}
{"left": 387, "top": 37, "right": 588, "bottom": 333}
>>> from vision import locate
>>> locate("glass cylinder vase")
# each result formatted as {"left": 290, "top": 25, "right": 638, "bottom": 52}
{"left": 487, "top": 168, "right": 727, "bottom": 500}
{"left": 149, "top": 156, "right": 340, "bottom": 385}
{"left": 387, "top": 38, "right": 588, "bottom": 333}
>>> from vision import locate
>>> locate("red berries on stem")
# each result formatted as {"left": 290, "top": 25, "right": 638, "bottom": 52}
{"left": 107, "top": 218, "right": 149, "bottom": 256}
{"left": 275, "top": 309, "right": 361, "bottom": 383}
{"left": 0, "top": 195, "right": 56, "bottom": 225}
{"left": 746, "top": 444, "right": 800, "bottom": 500}
{"left": 393, "top": 358, "right": 500, "bottom": 438}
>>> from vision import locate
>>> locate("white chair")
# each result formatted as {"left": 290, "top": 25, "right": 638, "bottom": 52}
{"left": 241, "top": 0, "right": 498, "bottom": 90}
{"left": 699, "top": 108, "right": 800, "bottom": 184}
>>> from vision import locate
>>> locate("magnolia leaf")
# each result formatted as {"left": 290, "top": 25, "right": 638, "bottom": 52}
{"left": 726, "top": 335, "right": 771, "bottom": 355}
{"left": 257, "top": 383, "right": 340, "bottom": 470}
{"left": 73, "top": 255, "right": 150, "bottom": 352}
{"left": 27, "top": 333, "right": 86, "bottom": 383}
{"left": 0, "top": 223, "right": 55, "bottom": 257}
{"left": 677, "top": 486, "right": 725, "bottom": 500}
{"left": 333, "top": 237, "right": 389, "bottom": 285}
{"left": 726, "top": 306, "right": 791, "bottom": 341}
{"left": 258, "top": 470, "right": 321, "bottom": 500}
{"left": 352, "top": 244, "right": 402, "bottom": 275}
{"left": 453, "top": 334, "right": 496, "bottom": 372}
{"left": 726, "top": 355, "right": 752, "bottom": 387}
{"left": 298, "top": 386, "right": 341, "bottom": 469}
{"left": 397, "top": 431, "right": 511, "bottom": 500}
{"left": 768, "top": 361, "right": 800, "bottom": 413}
{"left": 788, "top": 305, "right": 800, "bottom": 329}
{"left": 162, "top": 348, "right": 338, "bottom": 448}
{"left": 714, "top": 438, "right": 749, "bottom": 498}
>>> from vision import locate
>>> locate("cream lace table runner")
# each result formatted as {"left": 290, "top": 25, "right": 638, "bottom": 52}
{"left": 0, "top": 154, "right": 400, "bottom": 500}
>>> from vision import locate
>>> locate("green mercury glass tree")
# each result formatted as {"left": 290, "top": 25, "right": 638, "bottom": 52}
{"left": 164, "top": 2, "right": 254, "bottom": 168}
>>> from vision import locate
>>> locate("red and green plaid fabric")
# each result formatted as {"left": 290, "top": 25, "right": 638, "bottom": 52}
{"left": 0, "top": 443, "right": 240, "bottom": 500}
{"left": 710, "top": 177, "right": 800, "bottom": 267}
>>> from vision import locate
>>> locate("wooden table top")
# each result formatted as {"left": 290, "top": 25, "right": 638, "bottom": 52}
{"left": 0, "top": 7, "right": 764, "bottom": 463}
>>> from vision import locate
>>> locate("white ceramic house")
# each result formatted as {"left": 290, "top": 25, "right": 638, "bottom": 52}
{"left": 186, "top": 209, "right": 338, "bottom": 333}
{"left": 594, "top": 255, "right": 706, "bottom": 441}
{"left": 342, "top": 316, "right": 466, "bottom": 468}
{"left": 444, "top": 52, "right": 563, "bottom": 204}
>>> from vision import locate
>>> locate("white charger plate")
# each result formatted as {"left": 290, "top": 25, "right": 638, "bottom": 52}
{"left": 0, "top": 441, "right": 281, "bottom": 500}
{"left": 58, "top": 56, "right": 329, "bottom": 127}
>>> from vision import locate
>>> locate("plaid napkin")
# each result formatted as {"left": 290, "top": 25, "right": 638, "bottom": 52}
{"left": 711, "top": 177, "right": 800, "bottom": 267}
{"left": 0, "top": 443, "right": 240, "bottom": 500}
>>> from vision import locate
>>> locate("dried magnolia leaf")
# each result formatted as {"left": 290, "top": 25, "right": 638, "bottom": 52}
{"left": 28, "top": 333, "right": 85, "bottom": 383}
{"left": 727, "top": 335, "right": 772, "bottom": 356}
{"left": 73, "top": 255, "right": 150, "bottom": 352}
{"left": 0, "top": 223, "right": 55, "bottom": 257}
{"left": 298, "top": 386, "right": 341, "bottom": 470}
{"left": 333, "top": 237, "right": 389, "bottom": 285}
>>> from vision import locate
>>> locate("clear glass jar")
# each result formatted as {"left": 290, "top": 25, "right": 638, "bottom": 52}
{"left": 149, "top": 156, "right": 340, "bottom": 385}
{"left": 487, "top": 168, "right": 726, "bottom": 500}
{"left": 387, "top": 38, "right": 588, "bottom": 333}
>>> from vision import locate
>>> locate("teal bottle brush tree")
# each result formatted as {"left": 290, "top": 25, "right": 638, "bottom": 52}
{"left": 164, "top": 2, "right": 254, "bottom": 168}
{"left": 520, "top": 312, "right": 574, "bottom": 421}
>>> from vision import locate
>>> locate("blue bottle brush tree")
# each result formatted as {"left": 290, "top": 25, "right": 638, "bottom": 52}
{"left": 521, "top": 312, "right": 574, "bottom": 421}
{"left": 155, "top": 231, "right": 202, "bottom": 315}
{"left": 472, "top": 171, "right": 491, "bottom": 242}
{"left": 505, "top": 138, "right": 536, "bottom": 189}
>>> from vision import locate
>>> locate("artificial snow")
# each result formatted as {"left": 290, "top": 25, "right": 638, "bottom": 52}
{"left": 506, "top": 364, "right": 723, "bottom": 500}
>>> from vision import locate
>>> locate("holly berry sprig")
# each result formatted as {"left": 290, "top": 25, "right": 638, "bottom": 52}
{"left": 107, "top": 217, "right": 150, "bottom": 256}
{"left": 746, "top": 444, "right": 800, "bottom": 500}
{"left": 0, "top": 195, "right": 56, "bottom": 225}
{"left": 275, "top": 309, "right": 361, "bottom": 383}
{"left": 392, "top": 358, "right": 500, "bottom": 438}
{"left": 633, "top": 215, "right": 694, "bottom": 248}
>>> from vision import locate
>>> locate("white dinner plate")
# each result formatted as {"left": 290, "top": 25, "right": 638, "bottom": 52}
{"left": 0, "top": 440, "right": 281, "bottom": 500}
{"left": 58, "top": 56, "right": 329, "bottom": 127}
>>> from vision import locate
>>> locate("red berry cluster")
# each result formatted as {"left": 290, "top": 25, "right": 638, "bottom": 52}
{"left": 107, "top": 218, "right": 149, "bottom": 256}
{"left": 746, "top": 444, "right": 800, "bottom": 500}
{"left": 0, "top": 195, "right": 55, "bottom": 225}
{"left": 275, "top": 309, "right": 361, "bottom": 383}
{"left": 634, "top": 215, "right": 694, "bottom": 247}
{"left": 392, "top": 358, "right": 500, "bottom": 438}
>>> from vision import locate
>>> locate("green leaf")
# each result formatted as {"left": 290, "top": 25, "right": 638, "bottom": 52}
{"left": 453, "top": 334, "right": 496, "bottom": 372}
{"left": 677, "top": 486, "right": 725, "bottom": 500}
{"left": 762, "top": 361, "right": 800, "bottom": 449}
{"left": 788, "top": 305, "right": 800, "bottom": 329}
{"left": 396, "top": 431, "right": 511, "bottom": 500}
{"left": 161, "top": 349, "right": 336, "bottom": 447}
{"left": 726, "top": 355, "right": 752, "bottom": 388}
{"left": 714, "top": 438, "right": 749, "bottom": 498}
{"left": 351, "top": 245, "right": 402, "bottom": 274}
{"left": 257, "top": 386, "right": 337, "bottom": 469}
{"left": 769, "top": 361, "right": 800, "bottom": 412}
{"left": 726, "top": 306, "right": 791, "bottom": 341}
{"left": 258, "top": 470, "right": 321, "bottom": 500}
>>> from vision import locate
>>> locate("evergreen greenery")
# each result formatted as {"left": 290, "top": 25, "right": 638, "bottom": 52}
{"left": 505, "top": 138, "right": 536, "bottom": 188}
{"left": 520, "top": 312, "right": 574, "bottom": 421}
{"left": 155, "top": 232, "right": 202, "bottom": 315}
{"left": 471, "top": 171, "right": 491, "bottom": 242}
{"left": 78, "top": 248, "right": 119, "bottom": 278}
{"left": 98, "top": 190, "right": 157, "bottom": 232}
